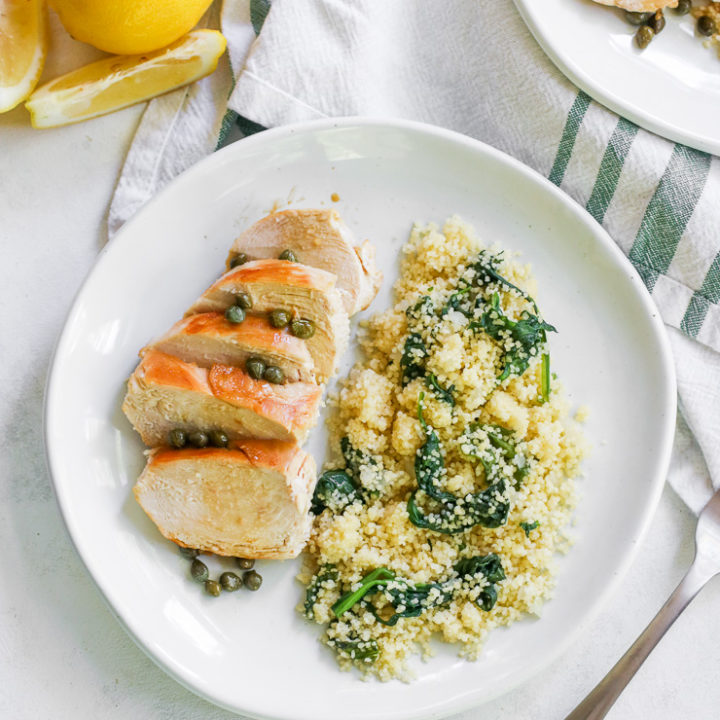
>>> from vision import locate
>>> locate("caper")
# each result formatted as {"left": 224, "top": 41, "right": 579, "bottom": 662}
{"left": 190, "top": 559, "right": 209, "bottom": 583}
{"left": 625, "top": 10, "right": 652, "bottom": 25}
{"left": 246, "top": 357, "right": 266, "bottom": 380}
{"left": 178, "top": 546, "right": 199, "bottom": 559}
{"left": 169, "top": 428, "right": 187, "bottom": 448}
{"left": 229, "top": 252, "right": 248, "bottom": 269}
{"left": 235, "top": 557, "right": 255, "bottom": 570}
{"left": 263, "top": 365, "right": 285, "bottom": 384}
{"left": 220, "top": 571, "right": 242, "bottom": 592}
{"left": 278, "top": 249, "right": 298, "bottom": 262}
{"left": 188, "top": 431, "right": 209, "bottom": 448}
{"left": 649, "top": 10, "right": 665, "bottom": 34}
{"left": 635, "top": 25, "right": 654, "bottom": 49}
{"left": 290, "top": 318, "right": 315, "bottom": 339}
{"left": 209, "top": 429, "right": 229, "bottom": 448}
{"left": 244, "top": 570, "right": 263, "bottom": 591}
{"left": 698, "top": 15, "right": 716, "bottom": 36}
{"left": 269, "top": 309, "right": 291, "bottom": 328}
{"left": 235, "top": 292, "right": 253, "bottom": 310}
{"left": 225, "top": 305, "right": 246, "bottom": 324}
{"left": 204, "top": 579, "right": 222, "bottom": 597}
{"left": 673, "top": 0, "right": 691, "bottom": 15}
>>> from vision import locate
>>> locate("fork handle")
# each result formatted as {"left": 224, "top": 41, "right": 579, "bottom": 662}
{"left": 565, "top": 559, "right": 715, "bottom": 720}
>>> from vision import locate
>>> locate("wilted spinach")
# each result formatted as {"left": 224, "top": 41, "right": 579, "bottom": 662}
{"left": 331, "top": 552, "right": 505, "bottom": 625}
{"left": 304, "top": 564, "right": 339, "bottom": 619}
{"left": 406, "top": 395, "right": 511, "bottom": 534}
{"left": 311, "top": 437, "right": 378, "bottom": 514}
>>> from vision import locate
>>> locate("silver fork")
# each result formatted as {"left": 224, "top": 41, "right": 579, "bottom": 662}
{"left": 566, "top": 486, "right": 720, "bottom": 720}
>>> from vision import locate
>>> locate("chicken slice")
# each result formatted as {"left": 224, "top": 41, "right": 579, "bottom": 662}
{"left": 134, "top": 440, "right": 316, "bottom": 559}
{"left": 591, "top": 0, "right": 677, "bottom": 11}
{"left": 122, "top": 350, "right": 322, "bottom": 446}
{"left": 226, "top": 209, "right": 382, "bottom": 315}
{"left": 185, "top": 259, "right": 349, "bottom": 382}
{"left": 147, "top": 312, "right": 316, "bottom": 383}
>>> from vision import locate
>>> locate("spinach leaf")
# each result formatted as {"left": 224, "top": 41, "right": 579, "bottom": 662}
{"left": 520, "top": 521, "right": 540, "bottom": 538}
{"left": 400, "top": 332, "right": 428, "bottom": 386}
{"left": 311, "top": 470, "right": 360, "bottom": 514}
{"left": 331, "top": 567, "right": 394, "bottom": 617}
{"left": 331, "top": 553, "right": 505, "bottom": 626}
{"left": 407, "top": 402, "right": 512, "bottom": 534}
{"left": 311, "top": 438, "right": 380, "bottom": 514}
{"left": 304, "top": 564, "right": 339, "bottom": 618}
{"left": 470, "top": 253, "right": 535, "bottom": 310}
{"left": 472, "top": 293, "right": 556, "bottom": 383}
{"left": 425, "top": 373, "right": 455, "bottom": 405}
{"left": 327, "top": 637, "right": 380, "bottom": 662}
{"left": 461, "top": 422, "right": 530, "bottom": 489}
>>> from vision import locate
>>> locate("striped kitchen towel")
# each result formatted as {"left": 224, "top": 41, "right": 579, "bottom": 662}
{"left": 109, "top": 0, "right": 720, "bottom": 507}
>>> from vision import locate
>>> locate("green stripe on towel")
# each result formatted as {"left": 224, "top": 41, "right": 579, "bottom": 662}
{"left": 251, "top": 0, "right": 272, "bottom": 35}
{"left": 680, "top": 250, "right": 720, "bottom": 336}
{"left": 586, "top": 117, "right": 638, "bottom": 224}
{"left": 629, "top": 145, "right": 711, "bottom": 277}
{"left": 548, "top": 91, "right": 591, "bottom": 187}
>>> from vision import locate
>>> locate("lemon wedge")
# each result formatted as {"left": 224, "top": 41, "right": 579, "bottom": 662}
{"left": 0, "top": 0, "right": 48, "bottom": 113}
{"left": 26, "top": 29, "right": 226, "bottom": 129}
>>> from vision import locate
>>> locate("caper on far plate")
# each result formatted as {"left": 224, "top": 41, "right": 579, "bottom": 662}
{"left": 674, "top": 0, "right": 691, "bottom": 16}
{"left": 278, "top": 249, "right": 298, "bottom": 262}
{"left": 698, "top": 15, "right": 716, "bottom": 37}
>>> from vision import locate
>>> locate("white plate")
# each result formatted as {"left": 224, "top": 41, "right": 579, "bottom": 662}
{"left": 514, "top": 0, "right": 720, "bottom": 155}
{"left": 45, "top": 118, "right": 676, "bottom": 720}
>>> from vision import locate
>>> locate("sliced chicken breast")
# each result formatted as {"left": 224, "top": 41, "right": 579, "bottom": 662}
{"left": 122, "top": 350, "right": 322, "bottom": 446}
{"left": 147, "top": 312, "right": 316, "bottom": 383}
{"left": 226, "top": 209, "right": 382, "bottom": 314}
{"left": 591, "top": 0, "right": 676, "bottom": 10}
{"left": 134, "top": 440, "right": 316, "bottom": 559}
{"left": 185, "top": 259, "right": 349, "bottom": 382}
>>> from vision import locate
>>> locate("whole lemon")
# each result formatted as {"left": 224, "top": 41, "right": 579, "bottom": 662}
{"left": 49, "top": 0, "right": 214, "bottom": 55}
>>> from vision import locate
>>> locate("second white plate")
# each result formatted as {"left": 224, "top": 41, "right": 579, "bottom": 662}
{"left": 515, "top": 0, "right": 720, "bottom": 155}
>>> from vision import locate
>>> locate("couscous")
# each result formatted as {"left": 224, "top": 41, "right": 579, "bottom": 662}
{"left": 300, "top": 217, "right": 588, "bottom": 680}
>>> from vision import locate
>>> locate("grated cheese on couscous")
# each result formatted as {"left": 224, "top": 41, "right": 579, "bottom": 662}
{"left": 299, "top": 217, "right": 588, "bottom": 680}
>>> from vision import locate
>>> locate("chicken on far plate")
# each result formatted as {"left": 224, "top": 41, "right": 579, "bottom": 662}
{"left": 591, "top": 0, "right": 677, "bottom": 10}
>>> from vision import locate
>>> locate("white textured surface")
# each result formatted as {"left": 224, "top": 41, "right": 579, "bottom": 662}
{"left": 1, "top": 21, "right": 720, "bottom": 720}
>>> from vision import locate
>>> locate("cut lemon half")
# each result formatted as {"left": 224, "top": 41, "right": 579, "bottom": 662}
{"left": 26, "top": 29, "right": 226, "bottom": 129}
{"left": 0, "top": 0, "right": 48, "bottom": 113}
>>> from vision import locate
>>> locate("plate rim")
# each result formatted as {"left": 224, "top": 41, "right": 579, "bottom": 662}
{"left": 513, "top": 0, "right": 720, "bottom": 156}
{"left": 44, "top": 116, "right": 677, "bottom": 720}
